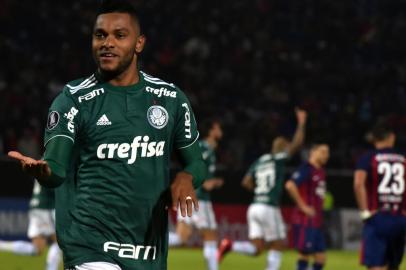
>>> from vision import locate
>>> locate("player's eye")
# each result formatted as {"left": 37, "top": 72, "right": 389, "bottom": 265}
{"left": 116, "top": 32, "right": 127, "bottom": 39}
{"left": 94, "top": 32, "right": 106, "bottom": 39}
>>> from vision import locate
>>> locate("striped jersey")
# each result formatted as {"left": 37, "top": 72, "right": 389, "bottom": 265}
{"left": 356, "top": 148, "right": 406, "bottom": 215}
{"left": 291, "top": 162, "right": 326, "bottom": 228}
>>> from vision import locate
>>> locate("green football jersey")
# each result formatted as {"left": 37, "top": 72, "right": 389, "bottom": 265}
{"left": 29, "top": 180, "right": 55, "bottom": 210}
{"left": 44, "top": 71, "right": 199, "bottom": 269}
{"left": 195, "top": 140, "right": 216, "bottom": 201}
{"left": 247, "top": 152, "right": 288, "bottom": 206}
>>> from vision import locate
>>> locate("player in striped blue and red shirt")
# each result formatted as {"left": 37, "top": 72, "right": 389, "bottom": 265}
{"left": 285, "top": 143, "right": 330, "bottom": 270}
{"left": 354, "top": 123, "right": 406, "bottom": 270}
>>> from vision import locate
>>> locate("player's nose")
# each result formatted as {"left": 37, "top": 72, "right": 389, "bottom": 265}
{"left": 101, "top": 35, "right": 115, "bottom": 48}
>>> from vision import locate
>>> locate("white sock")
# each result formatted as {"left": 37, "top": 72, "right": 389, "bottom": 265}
{"left": 203, "top": 241, "right": 218, "bottom": 270}
{"left": 266, "top": 250, "right": 282, "bottom": 270}
{"left": 46, "top": 242, "right": 61, "bottom": 270}
{"left": 0, "top": 240, "right": 37, "bottom": 255}
{"left": 231, "top": 241, "right": 257, "bottom": 255}
{"left": 168, "top": 232, "right": 182, "bottom": 247}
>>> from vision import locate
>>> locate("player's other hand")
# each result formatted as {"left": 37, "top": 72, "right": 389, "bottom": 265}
{"left": 202, "top": 178, "right": 224, "bottom": 191}
{"left": 170, "top": 171, "right": 199, "bottom": 217}
{"left": 300, "top": 204, "right": 316, "bottom": 217}
{"left": 8, "top": 151, "right": 51, "bottom": 180}
{"left": 295, "top": 108, "right": 307, "bottom": 125}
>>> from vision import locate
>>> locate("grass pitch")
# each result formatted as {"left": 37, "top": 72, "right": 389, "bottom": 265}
{"left": 0, "top": 248, "right": 404, "bottom": 269}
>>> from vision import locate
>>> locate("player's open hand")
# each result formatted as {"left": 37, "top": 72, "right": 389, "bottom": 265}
{"left": 170, "top": 171, "right": 199, "bottom": 217}
{"left": 295, "top": 108, "right": 307, "bottom": 125}
{"left": 8, "top": 151, "right": 51, "bottom": 180}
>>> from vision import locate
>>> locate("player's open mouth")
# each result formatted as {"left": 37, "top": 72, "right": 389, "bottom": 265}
{"left": 99, "top": 52, "right": 118, "bottom": 60}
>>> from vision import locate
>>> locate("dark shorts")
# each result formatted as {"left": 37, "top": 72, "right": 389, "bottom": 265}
{"left": 292, "top": 224, "right": 326, "bottom": 254}
{"left": 361, "top": 213, "right": 406, "bottom": 268}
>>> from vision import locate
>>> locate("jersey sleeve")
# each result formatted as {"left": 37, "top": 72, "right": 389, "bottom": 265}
{"left": 291, "top": 164, "right": 311, "bottom": 186}
{"left": 44, "top": 89, "right": 81, "bottom": 146}
{"left": 174, "top": 90, "right": 199, "bottom": 149}
{"left": 355, "top": 153, "right": 371, "bottom": 172}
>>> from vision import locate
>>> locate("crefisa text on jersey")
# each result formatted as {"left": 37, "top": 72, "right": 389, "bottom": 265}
{"left": 145, "top": 86, "right": 177, "bottom": 98}
{"left": 96, "top": 136, "right": 165, "bottom": 164}
{"left": 104, "top": 241, "right": 157, "bottom": 261}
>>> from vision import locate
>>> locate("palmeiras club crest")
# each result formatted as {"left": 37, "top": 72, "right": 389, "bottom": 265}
{"left": 147, "top": 105, "right": 169, "bottom": 129}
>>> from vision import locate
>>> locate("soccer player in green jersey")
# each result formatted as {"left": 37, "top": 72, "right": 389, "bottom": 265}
{"left": 8, "top": 1, "right": 207, "bottom": 269}
{"left": 0, "top": 180, "right": 61, "bottom": 270}
{"left": 169, "top": 118, "right": 224, "bottom": 270}
{"left": 218, "top": 109, "right": 307, "bottom": 270}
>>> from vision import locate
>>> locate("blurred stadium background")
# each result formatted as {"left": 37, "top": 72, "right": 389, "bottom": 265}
{"left": 0, "top": 0, "right": 405, "bottom": 269}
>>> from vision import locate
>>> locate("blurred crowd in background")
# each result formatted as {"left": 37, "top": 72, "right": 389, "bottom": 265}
{"left": 1, "top": 0, "right": 405, "bottom": 171}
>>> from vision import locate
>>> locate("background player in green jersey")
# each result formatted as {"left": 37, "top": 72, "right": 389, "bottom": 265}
{"left": 8, "top": 1, "right": 206, "bottom": 269}
{"left": 169, "top": 118, "right": 224, "bottom": 270}
{"left": 217, "top": 108, "right": 307, "bottom": 270}
{"left": 0, "top": 180, "right": 61, "bottom": 270}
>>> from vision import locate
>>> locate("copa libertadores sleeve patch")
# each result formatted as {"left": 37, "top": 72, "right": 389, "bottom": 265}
{"left": 47, "top": 111, "right": 60, "bottom": 130}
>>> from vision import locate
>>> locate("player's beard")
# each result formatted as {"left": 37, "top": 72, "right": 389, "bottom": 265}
{"left": 97, "top": 52, "right": 135, "bottom": 81}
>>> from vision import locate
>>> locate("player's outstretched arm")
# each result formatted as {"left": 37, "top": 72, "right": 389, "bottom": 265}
{"left": 285, "top": 179, "right": 315, "bottom": 217}
{"left": 8, "top": 136, "right": 73, "bottom": 188}
{"left": 173, "top": 140, "right": 208, "bottom": 217}
{"left": 8, "top": 151, "right": 51, "bottom": 180}
{"left": 287, "top": 108, "right": 307, "bottom": 156}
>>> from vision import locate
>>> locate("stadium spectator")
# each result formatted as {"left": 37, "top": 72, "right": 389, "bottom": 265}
{"left": 1, "top": 0, "right": 405, "bottom": 172}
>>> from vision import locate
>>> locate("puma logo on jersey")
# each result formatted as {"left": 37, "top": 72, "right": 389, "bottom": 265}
{"left": 145, "top": 86, "right": 177, "bottom": 98}
{"left": 64, "top": 107, "right": 78, "bottom": 133}
{"left": 78, "top": 88, "right": 104, "bottom": 103}
{"left": 96, "top": 114, "right": 112, "bottom": 126}
{"left": 104, "top": 241, "right": 156, "bottom": 261}
{"left": 97, "top": 136, "right": 165, "bottom": 164}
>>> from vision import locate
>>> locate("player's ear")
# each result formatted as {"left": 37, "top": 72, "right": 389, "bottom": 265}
{"left": 135, "top": 34, "right": 146, "bottom": 54}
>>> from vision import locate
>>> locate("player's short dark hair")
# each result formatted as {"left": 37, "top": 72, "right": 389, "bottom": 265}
{"left": 310, "top": 141, "right": 329, "bottom": 151}
{"left": 96, "top": 0, "right": 142, "bottom": 33}
{"left": 199, "top": 118, "right": 221, "bottom": 138}
{"left": 368, "top": 121, "right": 394, "bottom": 142}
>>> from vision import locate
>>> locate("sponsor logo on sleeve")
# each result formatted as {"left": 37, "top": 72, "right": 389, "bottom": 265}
{"left": 147, "top": 105, "right": 169, "bottom": 129}
{"left": 182, "top": 103, "right": 192, "bottom": 139}
{"left": 64, "top": 107, "right": 79, "bottom": 133}
{"left": 46, "top": 111, "right": 60, "bottom": 130}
